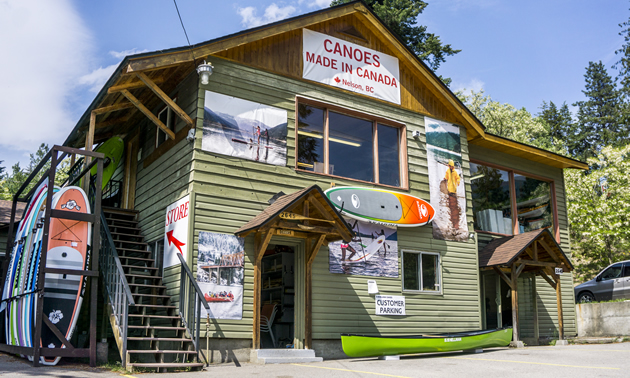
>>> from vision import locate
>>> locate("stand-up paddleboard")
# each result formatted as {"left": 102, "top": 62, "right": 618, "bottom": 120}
{"left": 39, "top": 186, "right": 91, "bottom": 365}
{"left": 90, "top": 136, "right": 124, "bottom": 190}
{"left": 324, "top": 187, "right": 435, "bottom": 228}
{"left": 341, "top": 235, "right": 386, "bottom": 264}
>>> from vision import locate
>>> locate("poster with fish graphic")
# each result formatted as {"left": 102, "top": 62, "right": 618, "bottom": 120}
{"left": 425, "top": 117, "right": 469, "bottom": 242}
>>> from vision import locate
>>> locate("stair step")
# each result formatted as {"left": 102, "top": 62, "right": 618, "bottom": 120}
{"left": 120, "top": 256, "right": 155, "bottom": 263}
{"left": 118, "top": 248, "right": 151, "bottom": 254}
{"left": 129, "top": 314, "right": 180, "bottom": 320}
{"left": 103, "top": 206, "right": 138, "bottom": 214}
{"left": 123, "top": 265, "right": 159, "bottom": 270}
{"left": 131, "top": 293, "right": 170, "bottom": 299}
{"left": 131, "top": 304, "right": 177, "bottom": 309}
{"left": 128, "top": 283, "right": 167, "bottom": 289}
{"left": 111, "top": 231, "right": 145, "bottom": 239}
{"left": 127, "top": 349, "right": 198, "bottom": 354}
{"left": 127, "top": 337, "right": 192, "bottom": 342}
{"left": 108, "top": 225, "right": 142, "bottom": 232}
{"left": 259, "top": 357, "right": 323, "bottom": 364}
{"left": 128, "top": 325, "right": 186, "bottom": 331}
{"left": 125, "top": 274, "right": 161, "bottom": 281}
{"left": 115, "top": 240, "right": 148, "bottom": 246}
{"left": 127, "top": 362, "right": 204, "bottom": 369}
{"left": 106, "top": 217, "right": 138, "bottom": 225}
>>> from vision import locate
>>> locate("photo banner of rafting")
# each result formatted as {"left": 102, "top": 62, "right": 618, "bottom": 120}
{"left": 201, "top": 91, "right": 288, "bottom": 166}
{"left": 425, "top": 117, "right": 469, "bottom": 242}
{"left": 196, "top": 232, "right": 245, "bottom": 320}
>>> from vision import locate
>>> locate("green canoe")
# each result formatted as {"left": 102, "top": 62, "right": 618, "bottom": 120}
{"left": 341, "top": 328, "right": 512, "bottom": 358}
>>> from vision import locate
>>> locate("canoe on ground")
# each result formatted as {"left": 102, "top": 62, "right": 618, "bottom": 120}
{"left": 341, "top": 328, "right": 512, "bottom": 358}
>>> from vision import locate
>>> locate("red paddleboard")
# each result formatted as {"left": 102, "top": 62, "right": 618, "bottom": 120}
{"left": 40, "top": 186, "right": 91, "bottom": 365}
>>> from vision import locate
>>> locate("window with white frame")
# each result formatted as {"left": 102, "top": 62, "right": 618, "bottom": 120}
{"left": 402, "top": 250, "right": 441, "bottom": 292}
{"left": 156, "top": 98, "right": 177, "bottom": 148}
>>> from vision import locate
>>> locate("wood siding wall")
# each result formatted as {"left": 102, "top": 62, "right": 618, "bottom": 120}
{"left": 470, "top": 145, "right": 577, "bottom": 337}
{"left": 190, "top": 57, "right": 481, "bottom": 340}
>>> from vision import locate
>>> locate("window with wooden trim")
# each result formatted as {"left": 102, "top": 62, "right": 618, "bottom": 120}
{"left": 296, "top": 100, "right": 405, "bottom": 187}
{"left": 470, "top": 161, "right": 555, "bottom": 236}
{"left": 156, "top": 97, "right": 177, "bottom": 148}
{"left": 402, "top": 250, "right": 441, "bottom": 293}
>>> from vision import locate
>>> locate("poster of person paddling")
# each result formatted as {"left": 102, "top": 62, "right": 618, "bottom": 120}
{"left": 328, "top": 217, "right": 398, "bottom": 277}
{"left": 425, "top": 117, "right": 469, "bottom": 242}
{"left": 201, "top": 91, "right": 288, "bottom": 166}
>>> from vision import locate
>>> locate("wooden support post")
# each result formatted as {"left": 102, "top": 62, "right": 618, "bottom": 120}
{"left": 511, "top": 264, "right": 519, "bottom": 342}
{"left": 305, "top": 234, "right": 326, "bottom": 350}
{"left": 532, "top": 274, "right": 539, "bottom": 343}
{"left": 252, "top": 230, "right": 274, "bottom": 349}
{"left": 83, "top": 111, "right": 96, "bottom": 192}
{"left": 556, "top": 276, "right": 564, "bottom": 340}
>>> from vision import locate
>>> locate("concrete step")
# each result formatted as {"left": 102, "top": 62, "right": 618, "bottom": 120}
{"left": 251, "top": 349, "right": 322, "bottom": 364}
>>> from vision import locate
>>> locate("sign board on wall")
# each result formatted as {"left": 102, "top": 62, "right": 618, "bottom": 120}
{"left": 375, "top": 295, "right": 406, "bottom": 316}
{"left": 302, "top": 29, "right": 401, "bottom": 105}
{"left": 164, "top": 195, "right": 190, "bottom": 269}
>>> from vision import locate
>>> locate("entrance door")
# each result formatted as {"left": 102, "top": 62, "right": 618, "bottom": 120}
{"left": 259, "top": 239, "right": 305, "bottom": 349}
{"left": 483, "top": 273, "right": 502, "bottom": 329}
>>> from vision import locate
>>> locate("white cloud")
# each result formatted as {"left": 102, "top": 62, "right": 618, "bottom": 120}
{"left": 452, "top": 78, "right": 485, "bottom": 94}
{"left": 237, "top": 3, "right": 297, "bottom": 28}
{"left": 0, "top": 0, "right": 92, "bottom": 158}
{"left": 78, "top": 64, "right": 118, "bottom": 93}
{"left": 109, "top": 48, "right": 149, "bottom": 60}
{"left": 306, "top": 0, "right": 330, "bottom": 8}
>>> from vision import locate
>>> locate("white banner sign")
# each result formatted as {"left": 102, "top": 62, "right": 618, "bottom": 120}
{"left": 164, "top": 195, "right": 190, "bottom": 269}
{"left": 303, "top": 29, "right": 401, "bottom": 104}
{"left": 375, "top": 295, "right": 406, "bottom": 316}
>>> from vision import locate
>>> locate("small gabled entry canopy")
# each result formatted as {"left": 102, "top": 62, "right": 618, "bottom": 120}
{"left": 235, "top": 185, "right": 353, "bottom": 350}
{"left": 479, "top": 229, "right": 574, "bottom": 343}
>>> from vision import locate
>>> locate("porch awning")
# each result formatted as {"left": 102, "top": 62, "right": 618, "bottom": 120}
{"left": 235, "top": 185, "right": 353, "bottom": 243}
{"left": 479, "top": 228, "right": 573, "bottom": 272}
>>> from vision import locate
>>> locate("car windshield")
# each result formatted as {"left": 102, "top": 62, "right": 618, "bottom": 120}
{"left": 600, "top": 264, "right": 622, "bottom": 280}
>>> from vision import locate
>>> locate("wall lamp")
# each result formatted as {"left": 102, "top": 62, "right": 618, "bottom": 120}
{"left": 196, "top": 60, "right": 214, "bottom": 85}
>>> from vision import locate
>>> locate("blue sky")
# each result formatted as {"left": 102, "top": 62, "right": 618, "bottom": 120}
{"left": 0, "top": 0, "right": 627, "bottom": 170}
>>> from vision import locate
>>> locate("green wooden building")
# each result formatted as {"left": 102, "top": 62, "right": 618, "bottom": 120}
{"left": 54, "top": 1, "right": 587, "bottom": 364}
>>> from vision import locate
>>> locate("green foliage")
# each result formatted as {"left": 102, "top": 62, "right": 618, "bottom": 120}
{"left": 566, "top": 145, "right": 630, "bottom": 282}
{"left": 572, "top": 62, "right": 624, "bottom": 161}
{"left": 539, "top": 101, "right": 576, "bottom": 156}
{"left": 330, "top": 0, "right": 460, "bottom": 82}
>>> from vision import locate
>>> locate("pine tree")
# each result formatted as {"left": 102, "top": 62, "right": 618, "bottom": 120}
{"left": 572, "top": 61, "right": 623, "bottom": 161}
{"left": 538, "top": 101, "right": 574, "bottom": 156}
{"left": 330, "top": 0, "right": 460, "bottom": 84}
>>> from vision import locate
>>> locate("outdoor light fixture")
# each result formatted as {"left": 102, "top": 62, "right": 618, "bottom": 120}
{"left": 196, "top": 60, "right": 214, "bottom": 85}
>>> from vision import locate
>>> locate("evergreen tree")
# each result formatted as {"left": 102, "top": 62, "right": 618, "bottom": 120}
{"left": 572, "top": 61, "right": 623, "bottom": 161}
{"left": 538, "top": 101, "right": 575, "bottom": 156}
{"left": 330, "top": 0, "right": 460, "bottom": 84}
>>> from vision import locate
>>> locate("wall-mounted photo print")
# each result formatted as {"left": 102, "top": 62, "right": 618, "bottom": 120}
{"left": 196, "top": 232, "right": 245, "bottom": 320}
{"left": 202, "top": 91, "right": 288, "bottom": 166}
{"left": 329, "top": 217, "right": 398, "bottom": 277}
{"left": 425, "top": 117, "right": 469, "bottom": 242}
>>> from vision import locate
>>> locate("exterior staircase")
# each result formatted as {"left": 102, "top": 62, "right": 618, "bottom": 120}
{"left": 103, "top": 207, "right": 205, "bottom": 372}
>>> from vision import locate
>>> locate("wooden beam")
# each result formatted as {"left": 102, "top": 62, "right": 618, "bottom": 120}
{"left": 514, "top": 263, "right": 526, "bottom": 280}
{"left": 276, "top": 221, "right": 337, "bottom": 235}
{"left": 532, "top": 275, "right": 539, "bottom": 343}
{"left": 120, "top": 89, "right": 175, "bottom": 140}
{"left": 556, "top": 275, "right": 564, "bottom": 340}
{"left": 511, "top": 263, "right": 519, "bottom": 342}
{"left": 107, "top": 76, "right": 165, "bottom": 93}
{"left": 305, "top": 234, "right": 326, "bottom": 350}
{"left": 125, "top": 5, "right": 359, "bottom": 73}
{"left": 92, "top": 102, "right": 134, "bottom": 115}
{"left": 537, "top": 270, "right": 556, "bottom": 290}
{"left": 95, "top": 115, "right": 132, "bottom": 130}
{"left": 538, "top": 239, "right": 561, "bottom": 264}
{"left": 534, "top": 242, "right": 538, "bottom": 261}
{"left": 518, "top": 260, "right": 558, "bottom": 268}
{"left": 83, "top": 111, "right": 96, "bottom": 192}
{"left": 135, "top": 72, "right": 194, "bottom": 127}
{"left": 493, "top": 267, "right": 514, "bottom": 290}
{"left": 307, "top": 197, "right": 353, "bottom": 241}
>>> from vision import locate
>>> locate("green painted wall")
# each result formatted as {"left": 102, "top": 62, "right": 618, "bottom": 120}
{"left": 189, "top": 57, "right": 481, "bottom": 340}
{"left": 470, "top": 144, "right": 577, "bottom": 338}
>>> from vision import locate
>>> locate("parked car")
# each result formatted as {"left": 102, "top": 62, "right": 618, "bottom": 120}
{"left": 574, "top": 260, "right": 630, "bottom": 303}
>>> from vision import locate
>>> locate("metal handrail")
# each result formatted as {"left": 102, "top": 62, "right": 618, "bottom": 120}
{"left": 99, "top": 210, "right": 135, "bottom": 368}
{"left": 177, "top": 253, "right": 210, "bottom": 365}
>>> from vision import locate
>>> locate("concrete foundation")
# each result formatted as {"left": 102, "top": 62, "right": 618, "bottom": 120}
{"left": 577, "top": 301, "right": 630, "bottom": 337}
{"left": 311, "top": 339, "right": 346, "bottom": 360}
{"left": 200, "top": 338, "right": 251, "bottom": 364}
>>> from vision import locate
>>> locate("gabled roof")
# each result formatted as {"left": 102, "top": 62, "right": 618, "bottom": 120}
{"left": 479, "top": 228, "right": 574, "bottom": 271}
{"left": 62, "top": 1, "right": 587, "bottom": 170}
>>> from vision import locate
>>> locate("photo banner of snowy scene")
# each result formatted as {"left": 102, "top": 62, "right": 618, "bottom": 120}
{"left": 196, "top": 232, "right": 245, "bottom": 320}
{"left": 202, "top": 91, "right": 288, "bottom": 166}
{"left": 425, "top": 117, "right": 469, "bottom": 242}
{"left": 329, "top": 217, "right": 398, "bottom": 277}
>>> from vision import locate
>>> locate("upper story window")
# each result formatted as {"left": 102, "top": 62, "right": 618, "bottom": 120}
{"left": 471, "top": 161, "right": 556, "bottom": 238}
{"left": 296, "top": 99, "right": 406, "bottom": 188}
{"left": 156, "top": 98, "right": 177, "bottom": 148}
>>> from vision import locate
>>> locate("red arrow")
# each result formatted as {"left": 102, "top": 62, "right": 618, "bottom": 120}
{"left": 166, "top": 230, "right": 186, "bottom": 254}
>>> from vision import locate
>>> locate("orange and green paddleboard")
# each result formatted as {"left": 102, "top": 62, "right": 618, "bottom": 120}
{"left": 324, "top": 187, "right": 434, "bottom": 227}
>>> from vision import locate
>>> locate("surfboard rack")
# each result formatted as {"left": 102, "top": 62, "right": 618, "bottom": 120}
{"left": 0, "top": 145, "right": 105, "bottom": 367}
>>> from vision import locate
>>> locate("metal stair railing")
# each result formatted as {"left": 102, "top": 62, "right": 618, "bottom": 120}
{"left": 99, "top": 210, "right": 135, "bottom": 368}
{"left": 177, "top": 253, "right": 210, "bottom": 365}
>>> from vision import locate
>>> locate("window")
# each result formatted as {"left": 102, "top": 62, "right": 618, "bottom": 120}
{"left": 156, "top": 98, "right": 177, "bottom": 148}
{"left": 600, "top": 264, "right": 623, "bottom": 281}
{"left": 471, "top": 160, "right": 557, "bottom": 237}
{"left": 402, "top": 250, "right": 441, "bottom": 293}
{"left": 296, "top": 100, "right": 405, "bottom": 187}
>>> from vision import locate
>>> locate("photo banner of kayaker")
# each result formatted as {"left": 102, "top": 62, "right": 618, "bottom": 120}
{"left": 425, "top": 117, "right": 469, "bottom": 242}
{"left": 328, "top": 217, "right": 398, "bottom": 277}
{"left": 201, "top": 91, "right": 288, "bottom": 166}
{"left": 196, "top": 232, "right": 245, "bottom": 320}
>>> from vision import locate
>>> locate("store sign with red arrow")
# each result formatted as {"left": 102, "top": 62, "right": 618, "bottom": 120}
{"left": 164, "top": 195, "right": 190, "bottom": 268}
